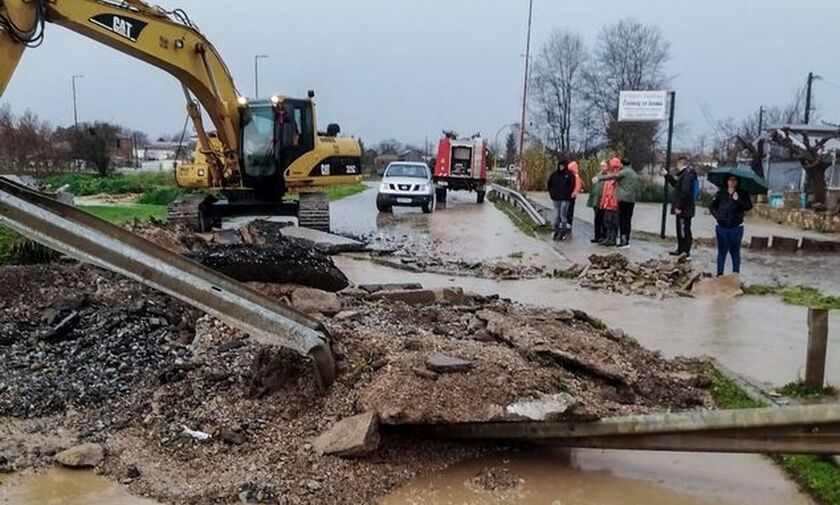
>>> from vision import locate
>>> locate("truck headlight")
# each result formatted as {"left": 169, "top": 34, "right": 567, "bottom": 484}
{"left": 379, "top": 182, "right": 389, "bottom": 191}
{"left": 418, "top": 184, "right": 429, "bottom": 192}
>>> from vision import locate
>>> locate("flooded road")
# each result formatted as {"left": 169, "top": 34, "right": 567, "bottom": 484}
{"left": 0, "top": 469, "right": 156, "bottom": 505}
{"left": 337, "top": 256, "right": 840, "bottom": 387}
{"left": 382, "top": 449, "right": 810, "bottom": 505}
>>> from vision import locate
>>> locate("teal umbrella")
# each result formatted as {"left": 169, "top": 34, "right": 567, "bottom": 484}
{"left": 707, "top": 166, "right": 769, "bottom": 195}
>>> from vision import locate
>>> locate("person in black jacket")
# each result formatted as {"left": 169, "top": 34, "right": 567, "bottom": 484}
{"left": 547, "top": 159, "right": 575, "bottom": 241}
{"left": 709, "top": 175, "right": 753, "bottom": 276}
{"left": 662, "top": 157, "right": 698, "bottom": 258}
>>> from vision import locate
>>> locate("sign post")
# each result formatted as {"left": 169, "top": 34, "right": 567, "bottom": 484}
{"left": 617, "top": 90, "right": 675, "bottom": 239}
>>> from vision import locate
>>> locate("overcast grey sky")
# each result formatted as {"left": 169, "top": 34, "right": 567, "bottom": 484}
{"left": 3, "top": 0, "right": 840, "bottom": 150}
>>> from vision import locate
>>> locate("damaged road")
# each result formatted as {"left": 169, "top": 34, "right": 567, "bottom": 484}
{"left": 0, "top": 257, "right": 712, "bottom": 504}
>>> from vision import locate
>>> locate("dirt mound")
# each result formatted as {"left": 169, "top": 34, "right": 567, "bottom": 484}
{"left": 0, "top": 262, "right": 711, "bottom": 504}
{"left": 574, "top": 252, "right": 699, "bottom": 298}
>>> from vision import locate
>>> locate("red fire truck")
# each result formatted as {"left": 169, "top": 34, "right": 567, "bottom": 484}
{"left": 433, "top": 134, "right": 488, "bottom": 204}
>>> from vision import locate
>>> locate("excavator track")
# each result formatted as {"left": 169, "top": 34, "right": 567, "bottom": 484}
{"left": 298, "top": 192, "right": 331, "bottom": 232}
{"left": 0, "top": 177, "right": 336, "bottom": 390}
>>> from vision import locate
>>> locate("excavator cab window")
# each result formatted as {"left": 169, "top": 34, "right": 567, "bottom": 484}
{"left": 277, "top": 100, "right": 313, "bottom": 168}
{"left": 241, "top": 105, "right": 277, "bottom": 177}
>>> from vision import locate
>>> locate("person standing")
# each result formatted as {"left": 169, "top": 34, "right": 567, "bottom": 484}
{"left": 566, "top": 160, "right": 582, "bottom": 237}
{"left": 709, "top": 175, "right": 753, "bottom": 276}
{"left": 597, "top": 159, "right": 639, "bottom": 249}
{"left": 588, "top": 161, "right": 607, "bottom": 243}
{"left": 662, "top": 157, "right": 697, "bottom": 258}
{"left": 547, "top": 159, "right": 575, "bottom": 241}
{"left": 599, "top": 157, "right": 622, "bottom": 247}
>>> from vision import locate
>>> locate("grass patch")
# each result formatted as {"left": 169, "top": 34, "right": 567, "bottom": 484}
{"left": 744, "top": 284, "right": 840, "bottom": 310}
{"left": 777, "top": 380, "right": 837, "bottom": 398}
{"left": 323, "top": 183, "right": 367, "bottom": 201}
{"left": 706, "top": 366, "right": 767, "bottom": 409}
{"left": 41, "top": 172, "right": 176, "bottom": 196}
{"left": 708, "top": 366, "right": 840, "bottom": 505}
{"left": 508, "top": 251, "right": 525, "bottom": 260}
{"left": 780, "top": 455, "right": 840, "bottom": 505}
{"left": 491, "top": 197, "right": 553, "bottom": 236}
{"left": 0, "top": 225, "right": 58, "bottom": 264}
{"left": 137, "top": 186, "right": 187, "bottom": 206}
{"left": 79, "top": 204, "right": 167, "bottom": 224}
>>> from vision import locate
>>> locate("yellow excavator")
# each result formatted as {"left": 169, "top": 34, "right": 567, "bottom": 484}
{"left": 0, "top": 0, "right": 362, "bottom": 231}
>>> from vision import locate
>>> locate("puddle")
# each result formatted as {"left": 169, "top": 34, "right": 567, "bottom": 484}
{"left": 381, "top": 449, "right": 811, "bottom": 505}
{"left": 0, "top": 469, "right": 157, "bottom": 505}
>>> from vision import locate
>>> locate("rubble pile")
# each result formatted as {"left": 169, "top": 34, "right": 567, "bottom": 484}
{"left": 576, "top": 253, "right": 700, "bottom": 298}
{"left": 127, "top": 220, "right": 349, "bottom": 291}
{"left": 0, "top": 259, "right": 711, "bottom": 504}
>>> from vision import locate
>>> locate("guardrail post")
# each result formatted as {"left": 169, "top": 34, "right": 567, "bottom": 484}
{"left": 805, "top": 308, "right": 829, "bottom": 388}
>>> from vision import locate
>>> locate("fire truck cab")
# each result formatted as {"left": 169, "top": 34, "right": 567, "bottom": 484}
{"left": 433, "top": 135, "right": 488, "bottom": 204}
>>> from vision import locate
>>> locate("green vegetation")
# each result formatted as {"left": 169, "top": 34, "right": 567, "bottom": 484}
{"left": 781, "top": 456, "right": 840, "bottom": 505}
{"left": 41, "top": 172, "right": 176, "bottom": 196}
{"left": 0, "top": 225, "right": 59, "bottom": 264}
{"left": 777, "top": 380, "right": 836, "bottom": 398}
{"left": 706, "top": 367, "right": 767, "bottom": 409}
{"left": 707, "top": 366, "right": 840, "bottom": 505}
{"left": 137, "top": 186, "right": 187, "bottom": 206}
{"left": 79, "top": 204, "right": 167, "bottom": 224}
{"left": 323, "top": 183, "right": 368, "bottom": 201}
{"left": 491, "top": 197, "right": 553, "bottom": 236}
{"left": 743, "top": 284, "right": 840, "bottom": 310}
{"left": 508, "top": 251, "right": 525, "bottom": 260}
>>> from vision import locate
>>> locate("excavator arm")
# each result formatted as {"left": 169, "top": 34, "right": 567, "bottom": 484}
{"left": 0, "top": 0, "right": 242, "bottom": 184}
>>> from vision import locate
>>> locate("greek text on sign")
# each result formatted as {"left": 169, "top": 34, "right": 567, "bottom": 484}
{"left": 618, "top": 91, "right": 668, "bottom": 122}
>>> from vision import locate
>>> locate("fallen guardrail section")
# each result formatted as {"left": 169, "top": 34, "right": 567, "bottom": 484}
{"left": 487, "top": 183, "right": 548, "bottom": 227}
{"left": 400, "top": 404, "right": 840, "bottom": 454}
{"left": 0, "top": 177, "right": 336, "bottom": 389}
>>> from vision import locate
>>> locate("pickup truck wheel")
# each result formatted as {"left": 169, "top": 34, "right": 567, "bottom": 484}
{"left": 376, "top": 200, "right": 392, "bottom": 213}
{"left": 421, "top": 195, "right": 436, "bottom": 214}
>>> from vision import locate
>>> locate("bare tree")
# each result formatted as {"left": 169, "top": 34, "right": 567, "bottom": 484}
{"left": 582, "top": 18, "right": 671, "bottom": 168}
{"left": 769, "top": 126, "right": 839, "bottom": 206}
{"left": 717, "top": 91, "right": 805, "bottom": 178}
{"left": 530, "top": 30, "right": 587, "bottom": 154}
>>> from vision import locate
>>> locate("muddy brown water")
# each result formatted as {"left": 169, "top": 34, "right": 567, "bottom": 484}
{"left": 1, "top": 449, "right": 810, "bottom": 505}
{"left": 0, "top": 469, "right": 156, "bottom": 504}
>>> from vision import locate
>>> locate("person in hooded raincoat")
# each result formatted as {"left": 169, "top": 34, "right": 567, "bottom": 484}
{"left": 565, "top": 160, "right": 583, "bottom": 237}
{"left": 599, "top": 157, "right": 622, "bottom": 247}
{"left": 587, "top": 160, "right": 607, "bottom": 243}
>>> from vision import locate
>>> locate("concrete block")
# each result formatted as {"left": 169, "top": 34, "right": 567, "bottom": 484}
{"left": 801, "top": 238, "right": 840, "bottom": 253}
{"left": 313, "top": 412, "right": 380, "bottom": 457}
{"left": 771, "top": 236, "right": 799, "bottom": 253}
{"left": 749, "top": 236, "right": 769, "bottom": 251}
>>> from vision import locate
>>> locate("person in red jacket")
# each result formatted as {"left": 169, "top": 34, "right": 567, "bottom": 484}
{"left": 599, "top": 158, "right": 622, "bottom": 247}
{"left": 566, "top": 160, "right": 582, "bottom": 237}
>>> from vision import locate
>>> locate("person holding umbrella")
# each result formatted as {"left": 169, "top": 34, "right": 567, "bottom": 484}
{"left": 707, "top": 166, "right": 767, "bottom": 276}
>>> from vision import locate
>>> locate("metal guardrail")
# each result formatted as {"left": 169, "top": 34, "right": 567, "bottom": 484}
{"left": 487, "top": 183, "right": 548, "bottom": 227}
{"left": 399, "top": 404, "right": 840, "bottom": 454}
{"left": 0, "top": 177, "right": 336, "bottom": 389}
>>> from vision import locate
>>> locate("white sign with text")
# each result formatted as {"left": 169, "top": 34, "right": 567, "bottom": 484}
{"left": 618, "top": 91, "right": 668, "bottom": 122}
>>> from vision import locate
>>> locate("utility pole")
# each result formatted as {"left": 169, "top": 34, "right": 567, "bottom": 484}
{"left": 805, "top": 72, "right": 816, "bottom": 124}
{"left": 254, "top": 54, "right": 269, "bottom": 98}
{"left": 71, "top": 74, "right": 83, "bottom": 128}
{"left": 757, "top": 106, "right": 764, "bottom": 136}
{"left": 517, "top": 0, "right": 534, "bottom": 185}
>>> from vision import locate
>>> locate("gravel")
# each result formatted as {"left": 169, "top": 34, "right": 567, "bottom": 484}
{"left": 0, "top": 261, "right": 712, "bottom": 505}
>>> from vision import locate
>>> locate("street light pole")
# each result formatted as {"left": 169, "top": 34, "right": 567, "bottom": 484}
{"left": 254, "top": 54, "right": 269, "bottom": 98}
{"left": 517, "top": 0, "right": 534, "bottom": 186}
{"left": 71, "top": 74, "right": 84, "bottom": 128}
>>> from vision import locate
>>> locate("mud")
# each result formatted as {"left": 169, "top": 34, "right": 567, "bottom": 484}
{"left": 0, "top": 258, "right": 714, "bottom": 504}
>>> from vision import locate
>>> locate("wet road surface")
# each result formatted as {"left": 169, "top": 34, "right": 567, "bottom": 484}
{"left": 382, "top": 449, "right": 810, "bottom": 505}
